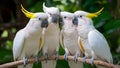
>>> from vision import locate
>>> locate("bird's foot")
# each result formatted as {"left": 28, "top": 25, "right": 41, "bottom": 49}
{"left": 35, "top": 55, "right": 39, "bottom": 64}
{"left": 90, "top": 57, "right": 94, "bottom": 65}
{"left": 55, "top": 51, "right": 59, "bottom": 61}
{"left": 73, "top": 53, "right": 78, "bottom": 63}
{"left": 45, "top": 53, "right": 49, "bottom": 63}
{"left": 82, "top": 56, "right": 87, "bottom": 63}
{"left": 64, "top": 53, "right": 69, "bottom": 60}
{"left": 23, "top": 57, "right": 28, "bottom": 67}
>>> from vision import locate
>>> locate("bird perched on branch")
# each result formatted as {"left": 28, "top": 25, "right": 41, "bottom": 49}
{"left": 41, "top": 3, "right": 60, "bottom": 68}
{"left": 13, "top": 5, "right": 48, "bottom": 68}
{"left": 60, "top": 12, "right": 83, "bottom": 68}
{"left": 73, "top": 8, "right": 113, "bottom": 68}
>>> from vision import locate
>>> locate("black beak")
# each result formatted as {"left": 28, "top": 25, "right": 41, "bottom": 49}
{"left": 72, "top": 16, "right": 78, "bottom": 25}
{"left": 52, "top": 15, "right": 59, "bottom": 23}
{"left": 41, "top": 19, "right": 48, "bottom": 28}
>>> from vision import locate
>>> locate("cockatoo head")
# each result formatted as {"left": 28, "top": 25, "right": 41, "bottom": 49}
{"left": 21, "top": 5, "right": 48, "bottom": 34}
{"left": 43, "top": 3, "right": 60, "bottom": 24}
{"left": 73, "top": 8, "right": 104, "bottom": 26}
{"left": 60, "top": 12, "right": 74, "bottom": 28}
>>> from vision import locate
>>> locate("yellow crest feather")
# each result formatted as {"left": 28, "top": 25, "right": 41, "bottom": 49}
{"left": 87, "top": 7, "right": 104, "bottom": 18}
{"left": 21, "top": 4, "right": 35, "bottom": 18}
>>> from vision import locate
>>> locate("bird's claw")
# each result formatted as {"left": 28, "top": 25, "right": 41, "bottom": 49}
{"left": 82, "top": 56, "right": 87, "bottom": 63}
{"left": 45, "top": 53, "right": 49, "bottom": 63}
{"left": 64, "top": 53, "right": 69, "bottom": 60}
{"left": 23, "top": 57, "right": 28, "bottom": 67}
{"left": 55, "top": 51, "right": 59, "bottom": 61}
{"left": 90, "top": 57, "right": 94, "bottom": 65}
{"left": 73, "top": 53, "right": 78, "bottom": 63}
{"left": 35, "top": 56, "right": 39, "bottom": 63}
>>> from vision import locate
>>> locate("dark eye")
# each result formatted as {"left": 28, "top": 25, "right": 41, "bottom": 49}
{"left": 79, "top": 15, "right": 82, "bottom": 18}
{"left": 64, "top": 16, "right": 67, "bottom": 19}
{"left": 38, "top": 18, "right": 41, "bottom": 20}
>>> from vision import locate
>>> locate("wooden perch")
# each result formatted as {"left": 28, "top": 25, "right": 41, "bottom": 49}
{"left": 0, "top": 55, "right": 119, "bottom": 68}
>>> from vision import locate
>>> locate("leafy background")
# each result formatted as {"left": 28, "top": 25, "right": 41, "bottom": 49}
{"left": 0, "top": 0, "right": 120, "bottom": 68}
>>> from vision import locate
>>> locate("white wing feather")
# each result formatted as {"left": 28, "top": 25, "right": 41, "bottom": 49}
{"left": 88, "top": 30, "right": 113, "bottom": 63}
{"left": 13, "top": 30, "right": 25, "bottom": 60}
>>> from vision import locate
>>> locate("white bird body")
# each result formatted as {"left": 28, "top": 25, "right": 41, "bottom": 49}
{"left": 73, "top": 9, "right": 113, "bottom": 68}
{"left": 41, "top": 3, "right": 60, "bottom": 68}
{"left": 42, "top": 23, "right": 60, "bottom": 56}
{"left": 42, "top": 23, "right": 60, "bottom": 68}
{"left": 13, "top": 26, "right": 42, "bottom": 68}
{"left": 63, "top": 25, "right": 80, "bottom": 55}
{"left": 13, "top": 6, "right": 48, "bottom": 68}
{"left": 60, "top": 12, "right": 83, "bottom": 68}
{"left": 13, "top": 27, "right": 42, "bottom": 60}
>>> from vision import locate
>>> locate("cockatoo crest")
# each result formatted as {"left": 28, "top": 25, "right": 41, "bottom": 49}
{"left": 74, "top": 8, "right": 104, "bottom": 19}
{"left": 43, "top": 3, "right": 60, "bottom": 23}
{"left": 73, "top": 8, "right": 104, "bottom": 26}
{"left": 21, "top": 5, "right": 35, "bottom": 18}
{"left": 43, "top": 3, "right": 59, "bottom": 15}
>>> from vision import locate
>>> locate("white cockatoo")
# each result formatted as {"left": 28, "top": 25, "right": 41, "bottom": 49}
{"left": 60, "top": 12, "right": 83, "bottom": 68}
{"left": 13, "top": 5, "right": 48, "bottom": 68}
{"left": 41, "top": 3, "right": 60, "bottom": 68}
{"left": 73, "top": 8, "right": 113, "bottom": 68}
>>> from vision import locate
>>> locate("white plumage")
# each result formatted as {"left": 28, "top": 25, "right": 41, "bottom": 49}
{"left": 41, "top": 3, "right": 60, "bottom": 68}
{"left": 13, "top": 5, "right": 48, "bottom": 68}
{"left": 73, "top": 9, "right": 113, "bottom": 68}
{"left": 60, "top": 12, "right": 83, "bottom": 68}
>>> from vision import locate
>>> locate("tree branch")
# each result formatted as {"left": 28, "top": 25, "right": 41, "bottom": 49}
{"left": 0, "top": 55, "right": 119, "bottom": 68}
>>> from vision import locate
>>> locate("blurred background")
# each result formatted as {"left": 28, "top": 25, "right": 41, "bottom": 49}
{"left": 0, "top": 0, "right": 120, "bottom": 68}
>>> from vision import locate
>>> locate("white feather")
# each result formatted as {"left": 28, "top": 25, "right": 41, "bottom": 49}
{"left": 60, "top": 12, "right": 83, "bottom": 68}
{"left": 13, "top": 29, "right": 25, "bottom": 60}
{"left": 88, "top": 30, "right": 113, "bottom": 63}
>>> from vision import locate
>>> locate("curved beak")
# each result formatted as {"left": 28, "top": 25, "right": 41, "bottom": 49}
{"left": 72, "top": 16, "right": 78, "bottom": 25}
{"left": 52, "top": 15, "right": 59, "bottom": 23}
{"left": 41, "top": 19, "right": 48, "bottom": 35}
{"left": 41, "top": 19, "right": 48, "bottom": 28}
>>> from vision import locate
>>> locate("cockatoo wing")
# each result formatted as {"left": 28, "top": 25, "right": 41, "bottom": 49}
{"left": 13, "top": 30, "right": 25, "bottom": 60}
{"left": 78, "top": 36, "right": 85, "bottom": 54}
{"left": 60, "top": 30, "right": 64, "bottom": 49}
{"left": 88, "top": 30, "right": 113, "bottom": 63}
{"left": 39, "top": 34, "right": 44, "bottom": 51}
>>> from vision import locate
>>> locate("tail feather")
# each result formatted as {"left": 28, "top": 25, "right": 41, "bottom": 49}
{"left": 68, "top": 61, "right": 83, "bottom": 68}
{"left": 18, "top": 64, "right": 33, "bottom": 68}
{"left": 42, "top": 60, "right": 56, "bottom": 68}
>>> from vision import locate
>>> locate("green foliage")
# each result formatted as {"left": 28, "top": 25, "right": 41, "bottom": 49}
{"left": 0, "top": 47, "right": 13, "bottom": 64}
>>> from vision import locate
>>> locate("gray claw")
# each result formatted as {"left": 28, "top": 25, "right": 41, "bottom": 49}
{"left": 55, "top": 51, "right": 59, "bottom": 61}
{"left": 64, "top": 53, "right": 69, "bottom": 60}
{"left": 82, "top": 56, "right": 87, "bottom": 63}
{"left": 35, "top": 56, "right": 39, "bottom": 63}
{"left": 45, "top": 53, "right": 49, "bottom": 63}
{"left": 23, "top": 57, "right": 28, "bottom": 67}
{"left": 73, "top": 54, "right": 78, "bottom": 63}
{"left": 90, "top": 57, "right": 94, "bottom": 65}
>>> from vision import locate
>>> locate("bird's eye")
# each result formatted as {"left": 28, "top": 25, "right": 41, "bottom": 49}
{"left": 64, "top": 16, "right": 67, "bottom": 19}
{"left": 38, "top": 18, "right": 41, "bottom": 20}
{"left": 79, "top": 15, "right": 82, "bottom": 18}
